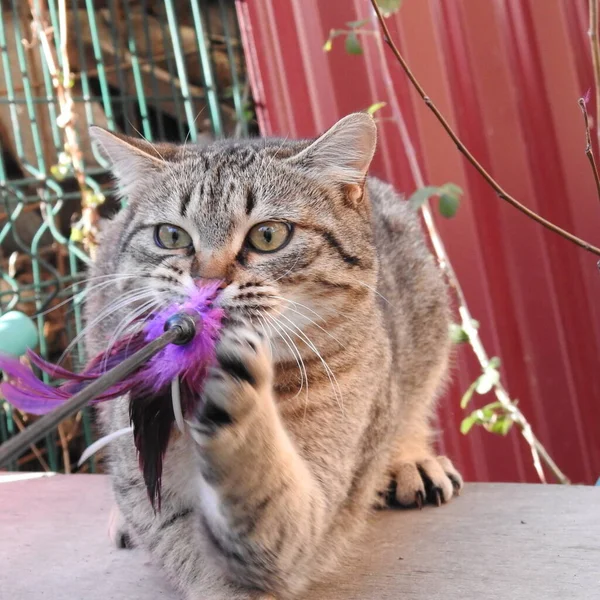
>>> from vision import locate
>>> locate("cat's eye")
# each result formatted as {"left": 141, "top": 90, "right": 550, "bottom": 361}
{"left": 154, "top": 224, "right": 193, "bottom": 250}
{"left": 246, "top": 221, "right": 293, "bottom": 253}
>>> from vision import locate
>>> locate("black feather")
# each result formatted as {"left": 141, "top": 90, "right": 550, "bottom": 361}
{"left": 129, "top": 391, "right": 174, "bottom": 511}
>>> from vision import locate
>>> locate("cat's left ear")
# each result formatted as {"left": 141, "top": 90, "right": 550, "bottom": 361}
{"left": 89, "top": 127, "right": 175, "bottom": 198}
{"left": 289, "top": 112, "right": 377, "bottom": 202}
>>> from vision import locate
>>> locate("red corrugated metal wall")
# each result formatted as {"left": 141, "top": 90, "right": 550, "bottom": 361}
{"left": 237, "top": 0, "right": 600, "bottom": 484}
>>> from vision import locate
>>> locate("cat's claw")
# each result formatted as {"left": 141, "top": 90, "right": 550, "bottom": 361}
{"left": 385, "top": 455, "right": 463, "bottom": 509}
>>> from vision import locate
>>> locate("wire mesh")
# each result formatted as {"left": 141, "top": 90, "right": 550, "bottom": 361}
{"left": 0, "top": 0, "right": 254, "bottom": 473}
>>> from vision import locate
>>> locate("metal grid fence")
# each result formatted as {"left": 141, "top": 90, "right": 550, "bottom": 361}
{"left": 0, "top": 0, "right": 253, "bottom": 472}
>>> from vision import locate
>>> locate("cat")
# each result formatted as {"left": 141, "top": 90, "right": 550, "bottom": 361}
{"left": 84, "top": 113, "right": 463, "bottom": 600}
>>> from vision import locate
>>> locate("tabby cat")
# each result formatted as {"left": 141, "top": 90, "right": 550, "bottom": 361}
{"left": 85, "top": 113, "right": 462, "bottom": 600}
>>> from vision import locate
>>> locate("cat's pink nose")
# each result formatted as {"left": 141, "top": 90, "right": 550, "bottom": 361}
{"left": 195, "top": 278, "right": 228, "bottom": 290}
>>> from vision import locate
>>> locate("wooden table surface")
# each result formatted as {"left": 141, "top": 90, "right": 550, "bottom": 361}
{"left": 0, "top": 474, "right": 598, "bottom": 599}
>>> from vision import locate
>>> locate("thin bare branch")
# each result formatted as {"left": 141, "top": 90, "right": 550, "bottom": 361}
{"left": 27, "top": 0, "right": 101, "bottom": 256}
{"left": 589, "top": 0, "right": 600, "bottom": 152}
{"left": 367, "top": 4, "right": 570, "bottom": 484}
{"left": 369, "top": 0, "right": 600, "bottom": 257}
{"left": 12, "top": 411, "right": 51, "bottom": 472}
{"left": 579, "top": 97, "right": 600, "bottom": 204}
{"left": 57, "top": 423, "right": 71, "bottom": 474}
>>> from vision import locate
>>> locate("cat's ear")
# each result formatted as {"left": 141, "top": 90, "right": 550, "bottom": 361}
{"left": 89, "top": 127, "right": 174, "bottom": 196}
{"left": 289, "top": 113, "right": 377, "bottom": 198}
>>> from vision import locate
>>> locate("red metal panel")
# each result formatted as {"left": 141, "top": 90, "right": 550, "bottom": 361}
{"left": 237, "top": 0, "right": 600, "bottom": 484}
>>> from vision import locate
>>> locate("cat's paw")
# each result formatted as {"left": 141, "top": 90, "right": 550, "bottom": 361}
{"left": 108, "top": 504, "right": 135, "bottom": 549}
{"left": 188, "top": 321, "right": 272, "bottom": 442}
{"left": 384, "top": 455, "right": 463, "bottom": 508}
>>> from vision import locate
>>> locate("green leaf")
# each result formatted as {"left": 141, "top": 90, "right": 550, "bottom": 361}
{"left": 476, "top": 402, "right": 505, "bottom": 422}
{"left": 323, "top": 37, "right": 333, "bottom": 52}
{"left": 460, "top": 410, "right": 483, "bottom": 435}
{"left": 50, "top": 164, "right": 69, "bottom": 181}
{"left": 366, "top": 101, "right": 387, "bottom": 115}
{"left": 438, "top": 193, "right": 460, "bottom": 218}
{"left": 70, "top": 227, "right": 84, "bottom": 243}
{"left": 460, "top": 380, "right": 478, "bottom": 409}
{"left": 475, "top": 366, "right": 500, "bottom": 395}
{"left": 487, "top": 416, "right": 514, "bottom": 436}
{"left": 345, "top": 31, "right": 363, "bottom": 55}
{"left": 346, "top": 19, "right": 368, "bottom": 29}
{"left": 436, "top": 182, "right": 463, "bottom": 218}
{"left": 408, "top": 186, "right": 440, "bottom": 210}
{"left": 449, "top": 323, "right": 469, "bottom": 344}
{"left": 377, "top": 0, "right": 403, "bottom": 17}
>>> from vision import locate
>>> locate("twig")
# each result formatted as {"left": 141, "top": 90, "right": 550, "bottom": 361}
{"left": 57, "top": 423, "right": 71, "bottom": 473}
{"left": 27, "top": 0, "right": 101, "bottom": 257}
{"left": 589, "top": 0, "right": 600, "bottom": 152}
{"left": 368, "top": 5, "right": 570, "bottom": 484}
{"left": 11, "top": 411, "right": 51, "bottom": 472}
{"left": 579, "top": 97, "right": 600, "bottom": 204}
{"left": 369, "top": 0, "right": 600, "bottom": 257}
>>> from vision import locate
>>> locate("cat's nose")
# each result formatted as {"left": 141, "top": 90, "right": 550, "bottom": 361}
{"left": 194, "top": 277, "right": 229, "bottom": 291}
{"left": 190, "top": 253, "right": 231, "bottom": 283}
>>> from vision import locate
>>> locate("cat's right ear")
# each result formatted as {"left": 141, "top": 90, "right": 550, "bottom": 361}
{"left": 89, "top": 127, "right": 171, "bottom": 196}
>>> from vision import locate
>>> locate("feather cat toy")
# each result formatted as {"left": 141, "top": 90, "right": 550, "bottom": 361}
{"left": 0, "top": 282, "right": 224, "bottom": 507}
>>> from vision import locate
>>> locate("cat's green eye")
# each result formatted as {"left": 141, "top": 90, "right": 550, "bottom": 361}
{"left": 154, "top": 224, "right": 193, "bottom": 250}
{"left": 247, "top": 221, "right": 293, "bottom": 253}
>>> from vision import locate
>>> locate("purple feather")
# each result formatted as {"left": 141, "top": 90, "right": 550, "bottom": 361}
{"left": 0, "top": 282, "right": 224, "bottom": 507}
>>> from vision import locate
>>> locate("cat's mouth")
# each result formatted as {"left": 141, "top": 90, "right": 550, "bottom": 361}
{"left": 213, "top": 281, "right": 281, "bottom": 322}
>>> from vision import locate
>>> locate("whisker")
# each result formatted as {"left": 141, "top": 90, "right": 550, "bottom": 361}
{"left": 263, "top": 312, "right": 308, "bottom": 403}
{"left": 58, "top": 287, "right": 160, "bottom": 365}
{"left": 354, "top": 279, "right": 389, "bottom": 304}
{"left": 269, "top": 295, "right": 326, "bottom": 322}
{"left": 128, "top": 121, "right": 166, "bottom": 161}
{"left": 273, "top": 298, "right": 346, "bottom": 349}
{"left": 183, "top": 106, "right": 207, "bottom": 147}
{"left": 255, "top": 314, "right": 274, "bottom": 361}
{"left": 101, "top": 295, "right": 166, "bottom": 371}
{"left": 269, "top": 253, "right": 301, "bottom": 283}
{"left": 38, "top": 274, "right": 142, "bottom": 318}
{"left": 272, "top": 311, "right": 344, "bottom": 415}
{"left": 256, "top": 136, "right": 289, "bottom": 185}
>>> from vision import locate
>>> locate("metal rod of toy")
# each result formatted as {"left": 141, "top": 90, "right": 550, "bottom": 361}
{"left": 0, "top": 313, "right": 197, "bottom": 469}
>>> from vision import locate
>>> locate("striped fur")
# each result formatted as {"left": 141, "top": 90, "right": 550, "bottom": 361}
{"left": 85, "top": 114, "right": 462, "bottom": 599}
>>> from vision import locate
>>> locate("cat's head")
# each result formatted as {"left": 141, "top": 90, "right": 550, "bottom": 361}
{"left": 88, "top": 113, "right": 378, "bottom": 359}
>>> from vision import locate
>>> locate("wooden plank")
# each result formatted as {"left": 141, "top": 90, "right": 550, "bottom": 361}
{"left": 0, "top": 475, "right": 598, "bottom": 599}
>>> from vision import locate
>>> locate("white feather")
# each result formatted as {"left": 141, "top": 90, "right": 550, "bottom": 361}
{"left": 77, "top": 426, "right": 133, "bottom": 467}
{"left": 172, "top": 376, "right": 185, "bottom": 433}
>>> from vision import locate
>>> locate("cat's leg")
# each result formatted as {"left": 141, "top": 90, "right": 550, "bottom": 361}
{"left": 385, "top": 421, "right": 463, "bottom": 508}
{"left": 384, "top": 363, "right": 464, "bottom": 509}
{"left": 112, "top": 467, "right": 274, "bottom": 599}
{"left": 110, "top": 319, "right": 368, "bottom": 599}
{"left": 185, "top": 321, "right": 336, "bottom": 598}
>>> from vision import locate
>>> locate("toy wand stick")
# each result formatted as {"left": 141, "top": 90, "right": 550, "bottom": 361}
{"left": 0, "top": 312, "right": 197, "bottom": 469}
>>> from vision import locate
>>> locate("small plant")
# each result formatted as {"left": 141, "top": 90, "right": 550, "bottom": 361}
{"left": 408, "top": 184, "right": 463, "bottom": 219}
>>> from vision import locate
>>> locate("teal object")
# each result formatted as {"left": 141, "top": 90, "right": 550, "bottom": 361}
{"left": 0, "top": 0, "right": 253, "bottom": 473}
{"left": 0, "top": 311, "right": 39, "bottom": 357}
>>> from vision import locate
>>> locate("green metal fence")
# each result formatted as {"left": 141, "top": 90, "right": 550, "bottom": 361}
{"left": 0, "top": 0, "right": 253, "bottom": 473}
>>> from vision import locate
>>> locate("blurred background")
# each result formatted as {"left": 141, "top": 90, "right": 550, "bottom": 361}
{"left": 0, "top": 0, "right": 598, "bottom": 484}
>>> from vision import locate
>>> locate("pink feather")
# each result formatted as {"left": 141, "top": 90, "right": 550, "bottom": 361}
{"left": 0, "top": 282, "right": 224, "bottom": 508}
